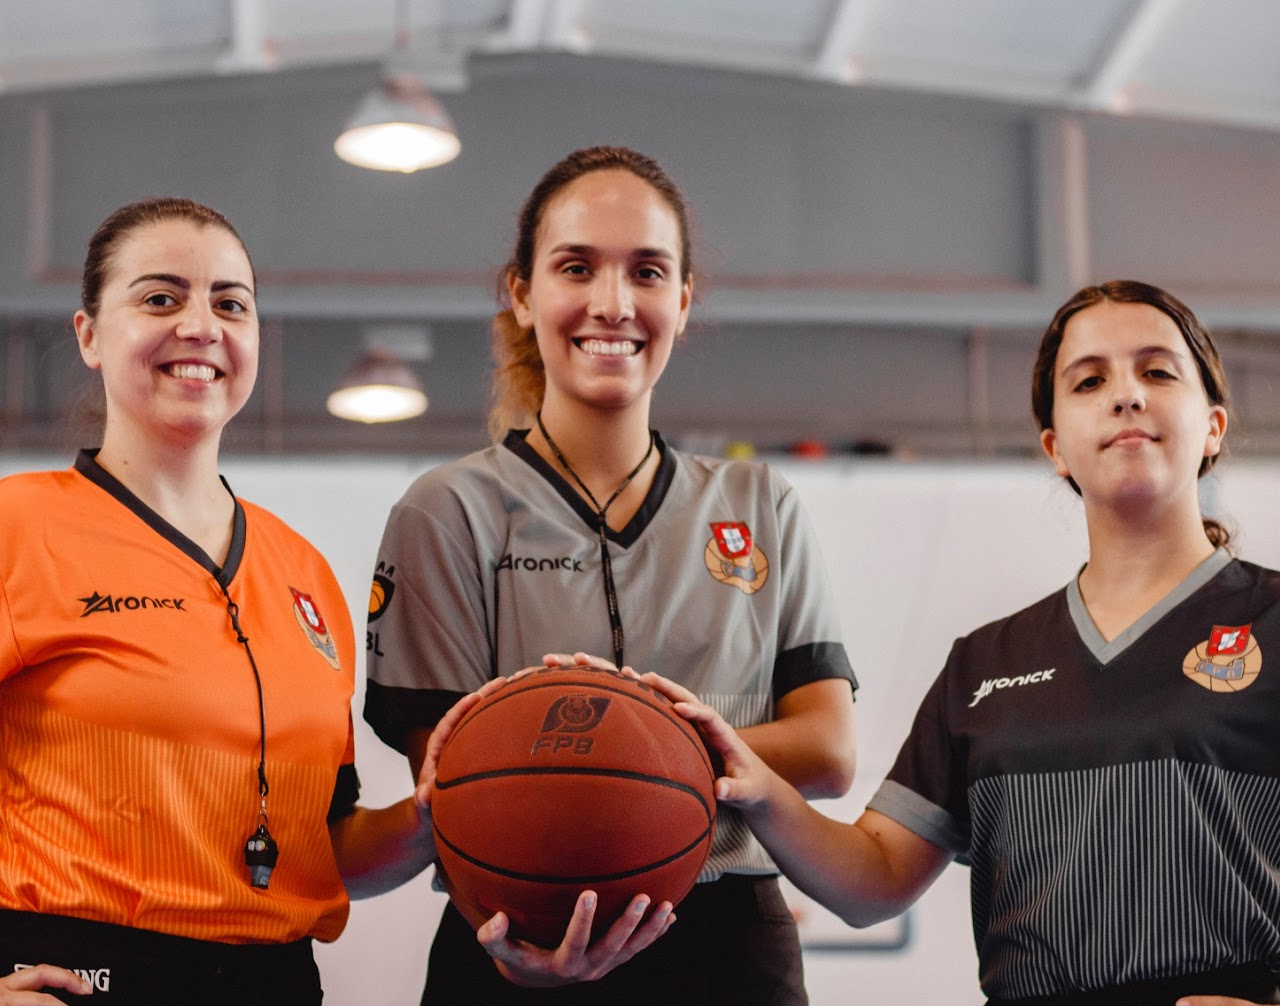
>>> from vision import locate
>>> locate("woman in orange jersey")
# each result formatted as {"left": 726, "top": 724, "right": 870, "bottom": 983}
{"left": 0, "top": 199, "right": 434, "bottom": 1006}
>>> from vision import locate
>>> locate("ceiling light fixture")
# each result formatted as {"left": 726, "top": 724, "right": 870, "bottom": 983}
{"left": 333, "top": 0, "right": 462, "bottom": 173}
{"left": 334, "top": 72, "right": 461, "bottom": 173}
{"left": 327, "top": 325, "right": 432, "bottom": 424}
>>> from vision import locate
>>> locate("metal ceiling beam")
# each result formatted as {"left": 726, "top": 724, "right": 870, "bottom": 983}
{"left": 810, "top": 0, "right": 877, "bottom": 83}
{"left": 486, "top": 0, "right": 589, "bottom": 52}
{"left": 544, "top": 0, "right": 591, "bottom": 51}
{"left": 1033, "top": 115, "right": 1092, "bottom": 295}
{"left": 487, "top": 0, "right": 552, "bottom": 50}
{"left": 1081, "top": 0, "right": 1181, "bottom": 110}
{"left": 849, "top": 56, "right": 1073, "bottom": 107}
{"left": 218, "top": 0, "right": 273, "bottom": 72}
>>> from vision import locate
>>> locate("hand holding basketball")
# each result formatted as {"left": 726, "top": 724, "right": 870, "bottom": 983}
{"left": 429, "top": 665, "right": 713, "bottom": 949}
{"left": 477, "top": 889, "right": 675, "bottom": 987}
{"left": 415, "top": 674, "right": 515, "bottom": 807}
{"left": 642, "top": 671, "right": 778, "bottom": 810}
{"left": 418, "top": 654, "right": 622, "bottom": 806}
{"left": 541, "top": 650, "right": 631, "bottom": 675}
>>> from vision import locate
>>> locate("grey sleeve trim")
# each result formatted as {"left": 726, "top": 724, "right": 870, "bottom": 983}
{"left": 866, "top": 778, "right": 968, "bottom": 859}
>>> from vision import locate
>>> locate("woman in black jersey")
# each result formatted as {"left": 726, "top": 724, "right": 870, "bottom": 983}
{"left": 652, "top": 280, "right": 1280, "bottom": 1006}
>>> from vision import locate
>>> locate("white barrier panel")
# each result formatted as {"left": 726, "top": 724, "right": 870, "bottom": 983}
{"left": 3, "top": 453, "right": 1267, "bottom": 1004}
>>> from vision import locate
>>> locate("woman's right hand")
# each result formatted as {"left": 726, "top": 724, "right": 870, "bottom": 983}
{"left": 415, "top": 675, "right": 516, "bottom": 807}
{"left": 0, "top": 965, "right": 91, "bottom": 1003}
{"left": 477, "top": 890, "right": 675, "bottom": 987}
{"left": 642, "top": 671, "right": 778, "bottom": 810}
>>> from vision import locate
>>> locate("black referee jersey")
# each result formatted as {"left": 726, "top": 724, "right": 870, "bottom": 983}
{"left": 869, "top": 550, "right": 1280, "bottom": 1000}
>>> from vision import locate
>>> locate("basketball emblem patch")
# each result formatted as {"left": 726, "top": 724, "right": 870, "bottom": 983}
{"left": 369, "top": 567, "right": 395, "bottom": 623}
{"left": 291, "top": 586, "right": 341, "bottom": 669}
{"left": 1182, "top": 623, "right": 1261, "bottom": 692}
{"left": 704, "top": 521, "right": 769, "bottom": 595}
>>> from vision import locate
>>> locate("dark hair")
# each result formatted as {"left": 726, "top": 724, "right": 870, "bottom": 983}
{"left": 81, "top": 197, "right": 254, "bottom": 316}
{"left": 488, "top": 146, "right": 694, "bottom": 439}
{"left": 1031, "top": 279, "right": 1232, "bottom": 548}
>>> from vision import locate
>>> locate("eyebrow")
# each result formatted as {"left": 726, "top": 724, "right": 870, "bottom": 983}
{"left": 128, "top": 273, "right": 254, "bottom": 295}
{"left": 548, "top": 243, "right": 676, "bottom": 261}
{"left": 1059, "top": 344, "right": 1186, "bottom": 377}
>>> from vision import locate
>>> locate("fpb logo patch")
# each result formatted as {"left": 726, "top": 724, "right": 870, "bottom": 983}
{"left": 704, "top": 521, "right": 769, "bottom": 595}
{"left": 1183, "top": 623, "right": 1262, "bottom": 692}
{"left": 532, "top": 694, "right": 611, "bottom": 755}
{"left": 539, "top": 695, "right": 611, "bottom": 733}
{"left": 291, "top": 587, "right": 341, "bottom": 670}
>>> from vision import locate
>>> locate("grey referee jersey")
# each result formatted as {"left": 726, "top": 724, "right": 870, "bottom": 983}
{"left": 365, "top": 430, "right": 856, "bottom": 880}
{"left": 869, "top": 549, "right": 1280, "bottom": 999}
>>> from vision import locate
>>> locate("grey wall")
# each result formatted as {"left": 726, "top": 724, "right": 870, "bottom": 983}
{"left": 4, "top": 54, "right": 1280, "bottom": 456}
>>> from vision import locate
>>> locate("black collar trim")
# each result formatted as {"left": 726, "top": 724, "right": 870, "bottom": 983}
{"left": 74, "top": 449, "right": 246, "bottom": 587}
{"left": 504, "top": 429, "right": 675, "bottom": 549}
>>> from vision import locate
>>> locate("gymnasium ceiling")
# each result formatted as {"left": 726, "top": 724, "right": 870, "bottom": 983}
{"left": 2, "top": 0, "right": 1279, "bottom": 131}
{"left": 5, "top": 1, "right": 1280, "bottom": 459}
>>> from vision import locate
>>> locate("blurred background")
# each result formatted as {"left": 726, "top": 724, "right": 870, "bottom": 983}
{"left": 4, "top": 0, "right": 1280, "bottom": 460}
{"left": 5, "top": 2, "right": 1280, "bottom": 1002}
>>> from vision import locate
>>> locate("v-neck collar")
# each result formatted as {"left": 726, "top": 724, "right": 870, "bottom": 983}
{"left": 503, "top": 429, "right": 675, "bottom": 549}
{"left": 1066, "top": 547, "right": 1232, "bottom": 666}
{"left": 74, "top": 449, "right": 246, "bottom": 588}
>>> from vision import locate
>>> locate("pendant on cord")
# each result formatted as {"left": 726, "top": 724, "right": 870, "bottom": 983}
{"left": 244, "top": 810, "right": 279, "bottom": 889}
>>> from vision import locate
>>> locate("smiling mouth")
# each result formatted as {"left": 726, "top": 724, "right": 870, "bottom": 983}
{"left": 162, "top": 363, "right": 221, "bottom": 382}
{"left": 573, "top": 338, "right": 643, "bottom": 357}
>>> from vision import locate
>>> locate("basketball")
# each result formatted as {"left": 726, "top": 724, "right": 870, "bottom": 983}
{"left": 430, "top": 666, "right": 717, "bottom": 947}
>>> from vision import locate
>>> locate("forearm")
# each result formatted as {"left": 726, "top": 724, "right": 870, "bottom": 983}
{"left": 738, "top": 719, "right": 852, "bottom": 797}
{"left": 329, "top": 797, "right": 436, "bottom": 899}
{"left": 643, "top": 672, "right": 948, "bottom": 931}
{"left": 743, "top": 786, "right": 945, "bottom": 928}
{"left": 737, "top": 680, "right": 857, "bottom": 798}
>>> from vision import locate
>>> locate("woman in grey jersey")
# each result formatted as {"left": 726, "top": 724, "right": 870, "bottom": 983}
{"left": 363, "top": 146, "right": 858, "bottom": 1004}
{"left": 651, "top": 281, "right": 1280, "bottom": 1006}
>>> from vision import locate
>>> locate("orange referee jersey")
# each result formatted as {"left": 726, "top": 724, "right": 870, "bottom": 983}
{"left": 0, "top": 452, "right": 357, "bottom": 944}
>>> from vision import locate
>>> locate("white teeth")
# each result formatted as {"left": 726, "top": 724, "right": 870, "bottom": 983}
{"left": 578, "top": 339, "right": 639, "bottom": 357}
{"left": 165, "top": 363, "right": 217, "bottom": 381}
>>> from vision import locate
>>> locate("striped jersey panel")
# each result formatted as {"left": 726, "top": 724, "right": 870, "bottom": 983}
{"left": 697, "top": 692, "right": 779, "bottom": 879}
{"left": 969, "top": 758, "right": 1280, "bottom": 999}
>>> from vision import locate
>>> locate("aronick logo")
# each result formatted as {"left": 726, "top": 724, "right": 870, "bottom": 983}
{"left": 78, "top": 591, "right": 186, "bottom": 617}
{"left": 969, "top": 669, "right": 1055, "bottom": 708}
{"left": 497, "top": 553, "right": 584, "bottom": 573}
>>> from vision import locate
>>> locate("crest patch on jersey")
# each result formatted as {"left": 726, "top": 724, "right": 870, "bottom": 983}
{"left": 291, "top": 586, "right": 341, "bottom": 669}
{"left": 1183, "top": 622, "right": 1261, "bottom": 692}
{"left": 711, "top": 521, "right": 752, "bottom": 559}
{"left": 704, "top": 521, "right": 769, "bottom": 595}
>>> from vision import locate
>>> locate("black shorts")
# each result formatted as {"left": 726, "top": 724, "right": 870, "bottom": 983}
{"left": 0, "top": 909, "right": 322, "bottom": 1006}
{"left": 986, "top": 960, "right": 1280, "bottom": 1006}
{"left": 421, "top": 873, "right": 807, "bottom": 1005}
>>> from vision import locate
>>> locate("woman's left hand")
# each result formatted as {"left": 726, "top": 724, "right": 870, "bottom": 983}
{"left": 477, "top": 890, "right": 674, "bottom": 987}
